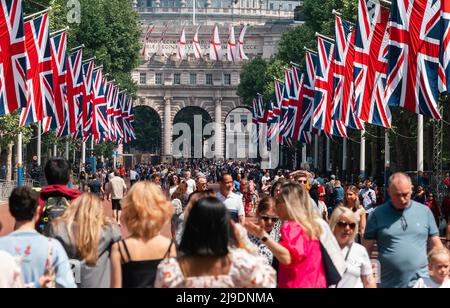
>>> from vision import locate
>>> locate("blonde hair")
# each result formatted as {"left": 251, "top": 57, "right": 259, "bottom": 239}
{"left": 344, "top": 186, "right": 363, "bottom": 211}
{"left": 121, "top": 182, "right": 173, "bottom": 241}
{"left": 329, "top": 207, "right": 358, "bottom": 242}
{"left": 428, "top": 248, "right": 450, "bottom": 264}
{"left": 54, "top": 193, "right": 110, "bottom": 266}
{"left": 277, "top": 183, "right": 322, "bottom": 240}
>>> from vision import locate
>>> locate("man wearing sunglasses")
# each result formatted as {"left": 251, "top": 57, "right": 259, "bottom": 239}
{"left": 364, "top": 172, "right": 444, "bottom": 288}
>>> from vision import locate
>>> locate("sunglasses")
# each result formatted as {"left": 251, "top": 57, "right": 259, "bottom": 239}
{"left": 298, "top": 180, "right": 307, "bottom": 184}
{"left": 337, "top": 221, "right": 356, "bottom": 230}
{"left": 261, "top": 215, "right": 279, "bottom": 223}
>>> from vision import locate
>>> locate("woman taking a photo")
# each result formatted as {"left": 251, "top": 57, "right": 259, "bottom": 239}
{"left": 245, "top": 183, "right": 327, "bottom": 288}
{"left": 156, "top": 197, "right": 276, "bottom": 288}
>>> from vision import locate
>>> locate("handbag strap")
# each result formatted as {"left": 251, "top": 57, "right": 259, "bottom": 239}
{"left": 335, "top": 243, "right": 353, "bottom": 288}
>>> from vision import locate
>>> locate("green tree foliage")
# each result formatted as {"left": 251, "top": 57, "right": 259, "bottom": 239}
{"left": 237, "top": 58, "right": 270, "bottom": 105}
{"left": 0, "top": 113, "right": 33, "bottom": 148}
{"left": 276, "top": 24, "right": 315, "bottom": 66}
{"left": 94, "top": 141, "right": 115, "bottom": 158}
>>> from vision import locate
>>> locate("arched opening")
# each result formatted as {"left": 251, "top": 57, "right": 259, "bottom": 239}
{"left": 126, "top": 106, "right": 162, "bottom": 157}
{"left": 224, "top": 107, "right": 253, "bottom": 160}
{"left": 173, "top": 106, "right": 213, "bottom": 158}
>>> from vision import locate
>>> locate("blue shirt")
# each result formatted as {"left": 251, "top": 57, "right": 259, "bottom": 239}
{"left": 0, "top": 230, "right": 76, "bottom": 288}
{"left": 364, "top": 201, "right": 439, "bottom": 288}
{"left": 334, "top": 187, "right": 345, "bottom": 203}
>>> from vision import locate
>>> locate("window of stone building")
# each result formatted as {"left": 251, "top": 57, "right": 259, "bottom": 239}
{"left": 155, "top": 73, "right": 163, "bottom": 85}
{"left": 190, "top": 73, "right": 197, "bottom": 85}
{"left": 174, "top": 73, "right": 181, "bottom": 85}
{"left": 140, "top": 72, "right": 147, "bottom": 85}
{"left": 206, "top": 74, "right": 213, "bottom": 85}
{"left": 224, "top": 73, "right": 231, "bottom": 85}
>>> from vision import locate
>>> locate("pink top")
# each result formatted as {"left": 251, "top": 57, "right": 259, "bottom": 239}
{"left": 278, "top": 221, "right": 327, "bottom": 288}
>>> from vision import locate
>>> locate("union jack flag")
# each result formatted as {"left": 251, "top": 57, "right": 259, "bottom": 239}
{"left": 20, "top": 13, "right": 54, "bottom": 127}
{"left": 354, "top": 0, "right": 391, "bottom": 128}
{"left": 441, "top": 0, "right": 450, "bottom": 93}
{"left": 121, "top": 94, "right": 134, "bottom": 143}
{"left": 385, "top": 0, "right": 442, "bottom": 119}
{"left": 300, "top": 50, "right": 318, "bottom": 136}
{"left": 290, "top": 66, "right": 311, "bottom": 144}
{"left": 0, "top": 0, "right": 27, "bottom": 115}
{"left": 114, "top": 91, "right": 124, "bottom": 142}
{"left": 81, "top": 60, "right": 94, "bottom": 137}
{"left": 50, "top": 32, "right": 68, "bottom": 137}
{"left": 279, "top": 69, "right": 297, "bottom": 144}
{"left": 268, "top": 80, "right": 284, "bottom": 141}
{"left": 313, "top": 37, "right": 347, "bottom": 138}
{"left": 66, "top": 50, "right": 83, "bottom": 136}
{"left": 92, "top": 68, "right": 109, "bottom": 139}
{"left": 105, "top": 82, "right": 116, "bottom": 140}
{"left": 333, "top": 16, "right": 364, "bottom": 131}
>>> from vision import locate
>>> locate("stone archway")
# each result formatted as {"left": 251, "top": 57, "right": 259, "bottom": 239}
{"left": 127, "top": 105, "right": 162, "bottom": 155}
{"left": 172, "top": 106, "right": 213, "bottom": 159}
{"left": 224, "top": 106, "right": 254, "bottom": 160}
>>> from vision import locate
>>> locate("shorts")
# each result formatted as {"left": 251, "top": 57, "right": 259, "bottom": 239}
{"left": 112, "top": 199, "right": 122, "bottom": 211}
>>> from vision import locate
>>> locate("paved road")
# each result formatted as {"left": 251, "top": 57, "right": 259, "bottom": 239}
{"left": 0, "top": 199, "right": 171, "bottom": 238}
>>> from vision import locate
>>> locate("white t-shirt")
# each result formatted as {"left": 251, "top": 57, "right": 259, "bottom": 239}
{"left": 261, "top": 175, "right": 271, "bottom": 185}
{"left": 186, "top": 178, "right": 196, "bottom": 195}
{"left": 414, "top": 277, "right": 450, "bottom": 288}
{"left": 217, "top": 192, "right": 245, "bottom": 222}
{"left": 334, "top": 243, "right": 373, "bottom": 288}
{"left": 130, "top": 170, "right": 138, "bottom": 180}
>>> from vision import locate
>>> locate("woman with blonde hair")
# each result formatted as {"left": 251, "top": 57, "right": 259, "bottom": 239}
{"left": 343, "top": 185, "right": 366, "bottom": 243}
{"left": 48, "top": 193, "right": 122, "bottom": 288}
{"left": 110, "top": 182, "right": 176, "bottom": 288}
{"left": 329, "top": 207, "right": 376, "bottom": 288}
{"left": 245, "top": 183, "right": 327, "bottom": 288}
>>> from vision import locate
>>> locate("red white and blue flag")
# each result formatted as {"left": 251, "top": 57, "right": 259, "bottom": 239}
{"left": 333, "top": 15, "right": 364, "bottom": 131}
{"left": 20, "top": 13, "right": 54, "bottom": 127}
{"left": 313, "top": 37, "right": 347, "bottom": 138}
{"left": 66, "top": 50, "right": 83, "bottom": 135}
{"left": 92, "top": 68, "right": 109, "bottom": 140}
{"left": 301, "top": 50, "right": 318, "bottom": 136}
{"left": 290, "top": 66, "right": 311, "bottom": 144}
{"left": 81, "top": 60, "right": 94, "bottom": 138}
{"left": 50, "top": 32, "right": 68, "bottom": 137}
{"left": 354, "top": 0, "right": 391, "bottom": 128}
{"left": 385, "top": 0, "right": 442, "bottom": 119}
{"left": 441, "top": 0, "right": 450, "bottom": 93}
{"left": 0, "top": 0, "right": 27, "bottom": 115}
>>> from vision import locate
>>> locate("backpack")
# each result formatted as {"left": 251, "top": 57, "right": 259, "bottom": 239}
{"left": 38, "top": 197, "right": 70, "bottom": 233}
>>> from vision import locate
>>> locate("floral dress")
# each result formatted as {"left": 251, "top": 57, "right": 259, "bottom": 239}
{"left": 154, "top": 249, "right": 276, "bottom": 288}
{"left": 248, "top": 221, "right": 282, "bottom": 266}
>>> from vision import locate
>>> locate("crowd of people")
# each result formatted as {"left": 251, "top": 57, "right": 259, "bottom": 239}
{"left": 0, "top": 157, "right": 449, "bottom": 288}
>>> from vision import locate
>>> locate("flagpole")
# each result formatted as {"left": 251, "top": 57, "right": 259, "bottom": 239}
{"left": 193, "top": 0, "right": 196, "bottom": 26}
{"left": 81, "top": 141, "right": 86, "bottom": 172}
{"left": 302, "top": 144, "right": 307, "bottom": 167}
{"left": 326, "top": 138, "right": 331, "bottom": 176}
{"left": 314, "top": 135, "right": 319, "bottom": 172}
{"left": 384, "top": 130, "right": 391, "bottom": 200}
{"left": 37, "top": 122, "right": 42, "bottom": 166}
{"left": 53, "top": 144, "right": 57, "bottom": 157}
{"left": 17, "top": 133, "right": 23, "bottom": 187}
{"left": 342, "top": 138, "right": 347, "bottom": 181}
{"left": 70, "top": 44, "right": 85, "bottom": 52}
{"left": 65, "top": 140, "right": 70, "bottom": 160}
{"left": 50, "top": 26, "right": 69, "bottom": 37}
{"left": 360, "top": 131, "right": 366, "bottom": 179}
{"left": 417, "top": 114, "right": 424, "bottom": 179}
{"left": 315, "top": 32, "right": 335, "bottom": 43}
{"left": 24, "top": 7, "right": 52, "bottom": 21}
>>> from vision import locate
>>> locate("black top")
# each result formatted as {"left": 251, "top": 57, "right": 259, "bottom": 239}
{"left": 119, "top": 240, "right": 172, "bottom": 288}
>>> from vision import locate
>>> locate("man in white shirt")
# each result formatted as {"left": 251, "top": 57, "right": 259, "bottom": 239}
{"left": 129, "top": 169, "right": 139, "bottom": 186}
{"left": 359, "top": 179, "right": 376, "bottom": 212}
{"left": 185, "top": 171, "right": 196, "bottom": 195}
{"left": 106, "top": 171, "right": 127, "bottom": 225}
{"left": 216, "top": 174, "right": 245, "bottom": 224}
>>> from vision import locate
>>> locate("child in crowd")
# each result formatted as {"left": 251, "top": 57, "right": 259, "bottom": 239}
{"left": 414, "top": 248, "right": 450, "bottom": 288}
